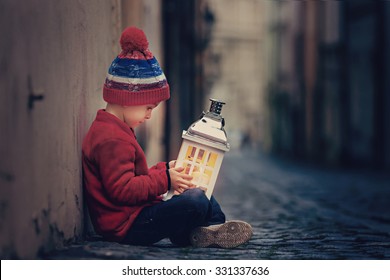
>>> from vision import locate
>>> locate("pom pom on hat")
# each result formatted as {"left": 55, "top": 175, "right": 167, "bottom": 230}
{"left": 120, "top": 26, "right": 149, "bottom": 52}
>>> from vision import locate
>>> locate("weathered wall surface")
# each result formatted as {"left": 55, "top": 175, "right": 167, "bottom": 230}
{"left": 0, "top": 0, "right": 121, "bottom": 258}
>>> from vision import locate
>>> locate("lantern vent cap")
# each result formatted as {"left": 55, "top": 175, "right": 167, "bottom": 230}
{"left": 184, "top": 98, "right": 230, "bottom": 151}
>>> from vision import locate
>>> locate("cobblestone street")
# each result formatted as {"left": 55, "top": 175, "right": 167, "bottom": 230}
{"left": 45, "top": 150, "right": 390, "bottom": 260}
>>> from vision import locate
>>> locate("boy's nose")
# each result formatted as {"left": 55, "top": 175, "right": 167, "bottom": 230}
{"left": 145, "top": 112, "right": 152, "bottom": 119}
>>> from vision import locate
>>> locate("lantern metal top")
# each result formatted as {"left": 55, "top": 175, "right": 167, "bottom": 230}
{"left": 183, "top": 98, "right": 230, "bottom": 151}
{"left": 209, "top": 98, "right": 225, "bottom": 115}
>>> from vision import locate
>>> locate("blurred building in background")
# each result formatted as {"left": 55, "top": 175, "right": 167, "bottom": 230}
{"left": 162, "top": 0, "right": 267, "bottom": 154}
{"left": 261, "top": 0, "right": 390, "bottom": 169}
{"left": 205, "top": 0, "right": 266, "bottom": 151}
{"left": 167, "top": 0, "right": 390, "bottom": 170}
{"left": 1, "top": 0, "right": 389, "bottom": 259}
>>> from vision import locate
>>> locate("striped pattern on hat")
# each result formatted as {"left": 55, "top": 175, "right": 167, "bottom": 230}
{"left": 103, "top": 27, "right": 170, "bottom": 106}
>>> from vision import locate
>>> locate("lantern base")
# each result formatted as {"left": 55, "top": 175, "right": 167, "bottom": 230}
{"left": 163, "top": 187, "right": 211, "bottom": 201}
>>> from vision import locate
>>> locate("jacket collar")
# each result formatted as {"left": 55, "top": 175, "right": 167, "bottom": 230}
{"left": 95, "top": 109, "right": 135, "bottom": 136}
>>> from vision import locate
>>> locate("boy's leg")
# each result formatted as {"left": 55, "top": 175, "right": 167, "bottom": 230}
{"left": 122, "top": 188, "right": 225, "bottom": 246}
{"left": 207, "top": 196, "right": 226, "bottom": 226}
{"left": 169, "top": 194, "right": 226, "bottom": 246}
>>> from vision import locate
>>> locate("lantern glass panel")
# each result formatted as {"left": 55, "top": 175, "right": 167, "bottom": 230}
{"left": 206, "top": 152, "right": 218, "bottom": 167}
{"left": 185, "top": 146, "right": 196, "bottom": 161}
{"left": 183, "top": 163, "right": 192, "bottom": 174}
{"left": 196, "top": 149, "right": 206, "bottom": 164}
{"left": 180, "top": 145, "right": 221, "bottom": 191}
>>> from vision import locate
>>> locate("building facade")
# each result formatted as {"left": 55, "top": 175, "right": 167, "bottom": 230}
{"left": 262, "top": 0, "right": 390, "bottom": 169}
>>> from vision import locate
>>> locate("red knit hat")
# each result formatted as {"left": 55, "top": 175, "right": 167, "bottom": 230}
{"left": 103, "top": 27, "right": 170, "bottom": 106}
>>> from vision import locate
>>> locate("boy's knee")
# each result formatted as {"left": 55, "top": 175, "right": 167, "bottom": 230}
{"left": 183, "top": 188, "right": 208, "bottom": 204}
{"left": 181, "top": 188, "right": 209, "bottom": 216}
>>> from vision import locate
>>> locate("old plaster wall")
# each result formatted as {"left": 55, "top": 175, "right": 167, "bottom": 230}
{"left": 0, "top": 0, "right": 121, "bottom": 258}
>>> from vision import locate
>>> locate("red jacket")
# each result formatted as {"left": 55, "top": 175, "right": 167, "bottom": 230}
{"left": 82, "top": 109, "right": 169, "bottom": 241}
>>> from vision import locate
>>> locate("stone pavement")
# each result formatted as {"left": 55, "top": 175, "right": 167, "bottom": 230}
{"left": 45, "top": 150, "right": 390, "bottom": 259}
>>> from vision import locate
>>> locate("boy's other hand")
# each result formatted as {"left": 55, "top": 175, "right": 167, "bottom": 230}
{"left": 169, "top": 166, "right": 194, "bottom": 194}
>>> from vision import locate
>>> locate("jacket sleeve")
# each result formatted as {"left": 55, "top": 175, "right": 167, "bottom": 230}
{"left": 149, "top": 161, "right": 167, "bottom": 172}
{"left": 149, "top": 161, "right": 171, "bottom": 190}
{"left": 95, "top": 139, "right": 168, "bottom": 206}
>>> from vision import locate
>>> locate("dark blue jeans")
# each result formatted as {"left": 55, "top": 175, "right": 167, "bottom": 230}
{"left": 122, "top": 188, "right": 226, "bottom": 246}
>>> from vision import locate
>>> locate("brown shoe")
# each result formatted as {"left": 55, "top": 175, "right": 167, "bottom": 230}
{"left": 190, "top": 220, "right": 253, "bottom": 248}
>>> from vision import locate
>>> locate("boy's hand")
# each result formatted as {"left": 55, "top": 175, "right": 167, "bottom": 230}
{"left": 169, "top": 166, "right": 194, "bottom": 194}
{"left": 168, "top": 160, "right": 176, "bottom": 169}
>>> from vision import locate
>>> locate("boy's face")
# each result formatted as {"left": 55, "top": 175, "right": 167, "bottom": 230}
{"left": 123, "top": 103, "right": 159, "bottom": 128}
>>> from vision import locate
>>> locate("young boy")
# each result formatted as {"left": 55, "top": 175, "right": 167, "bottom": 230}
{"left": 82, "top": 26, "right": 252, "bottom": 248}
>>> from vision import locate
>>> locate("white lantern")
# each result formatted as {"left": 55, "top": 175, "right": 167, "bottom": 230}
{"left": 165, "top": 99, "right": 230, "bottom": 200}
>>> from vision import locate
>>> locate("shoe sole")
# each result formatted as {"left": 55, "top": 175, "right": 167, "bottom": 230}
{"left": 190, "top": 220, "right": 253, "bottom": 248}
